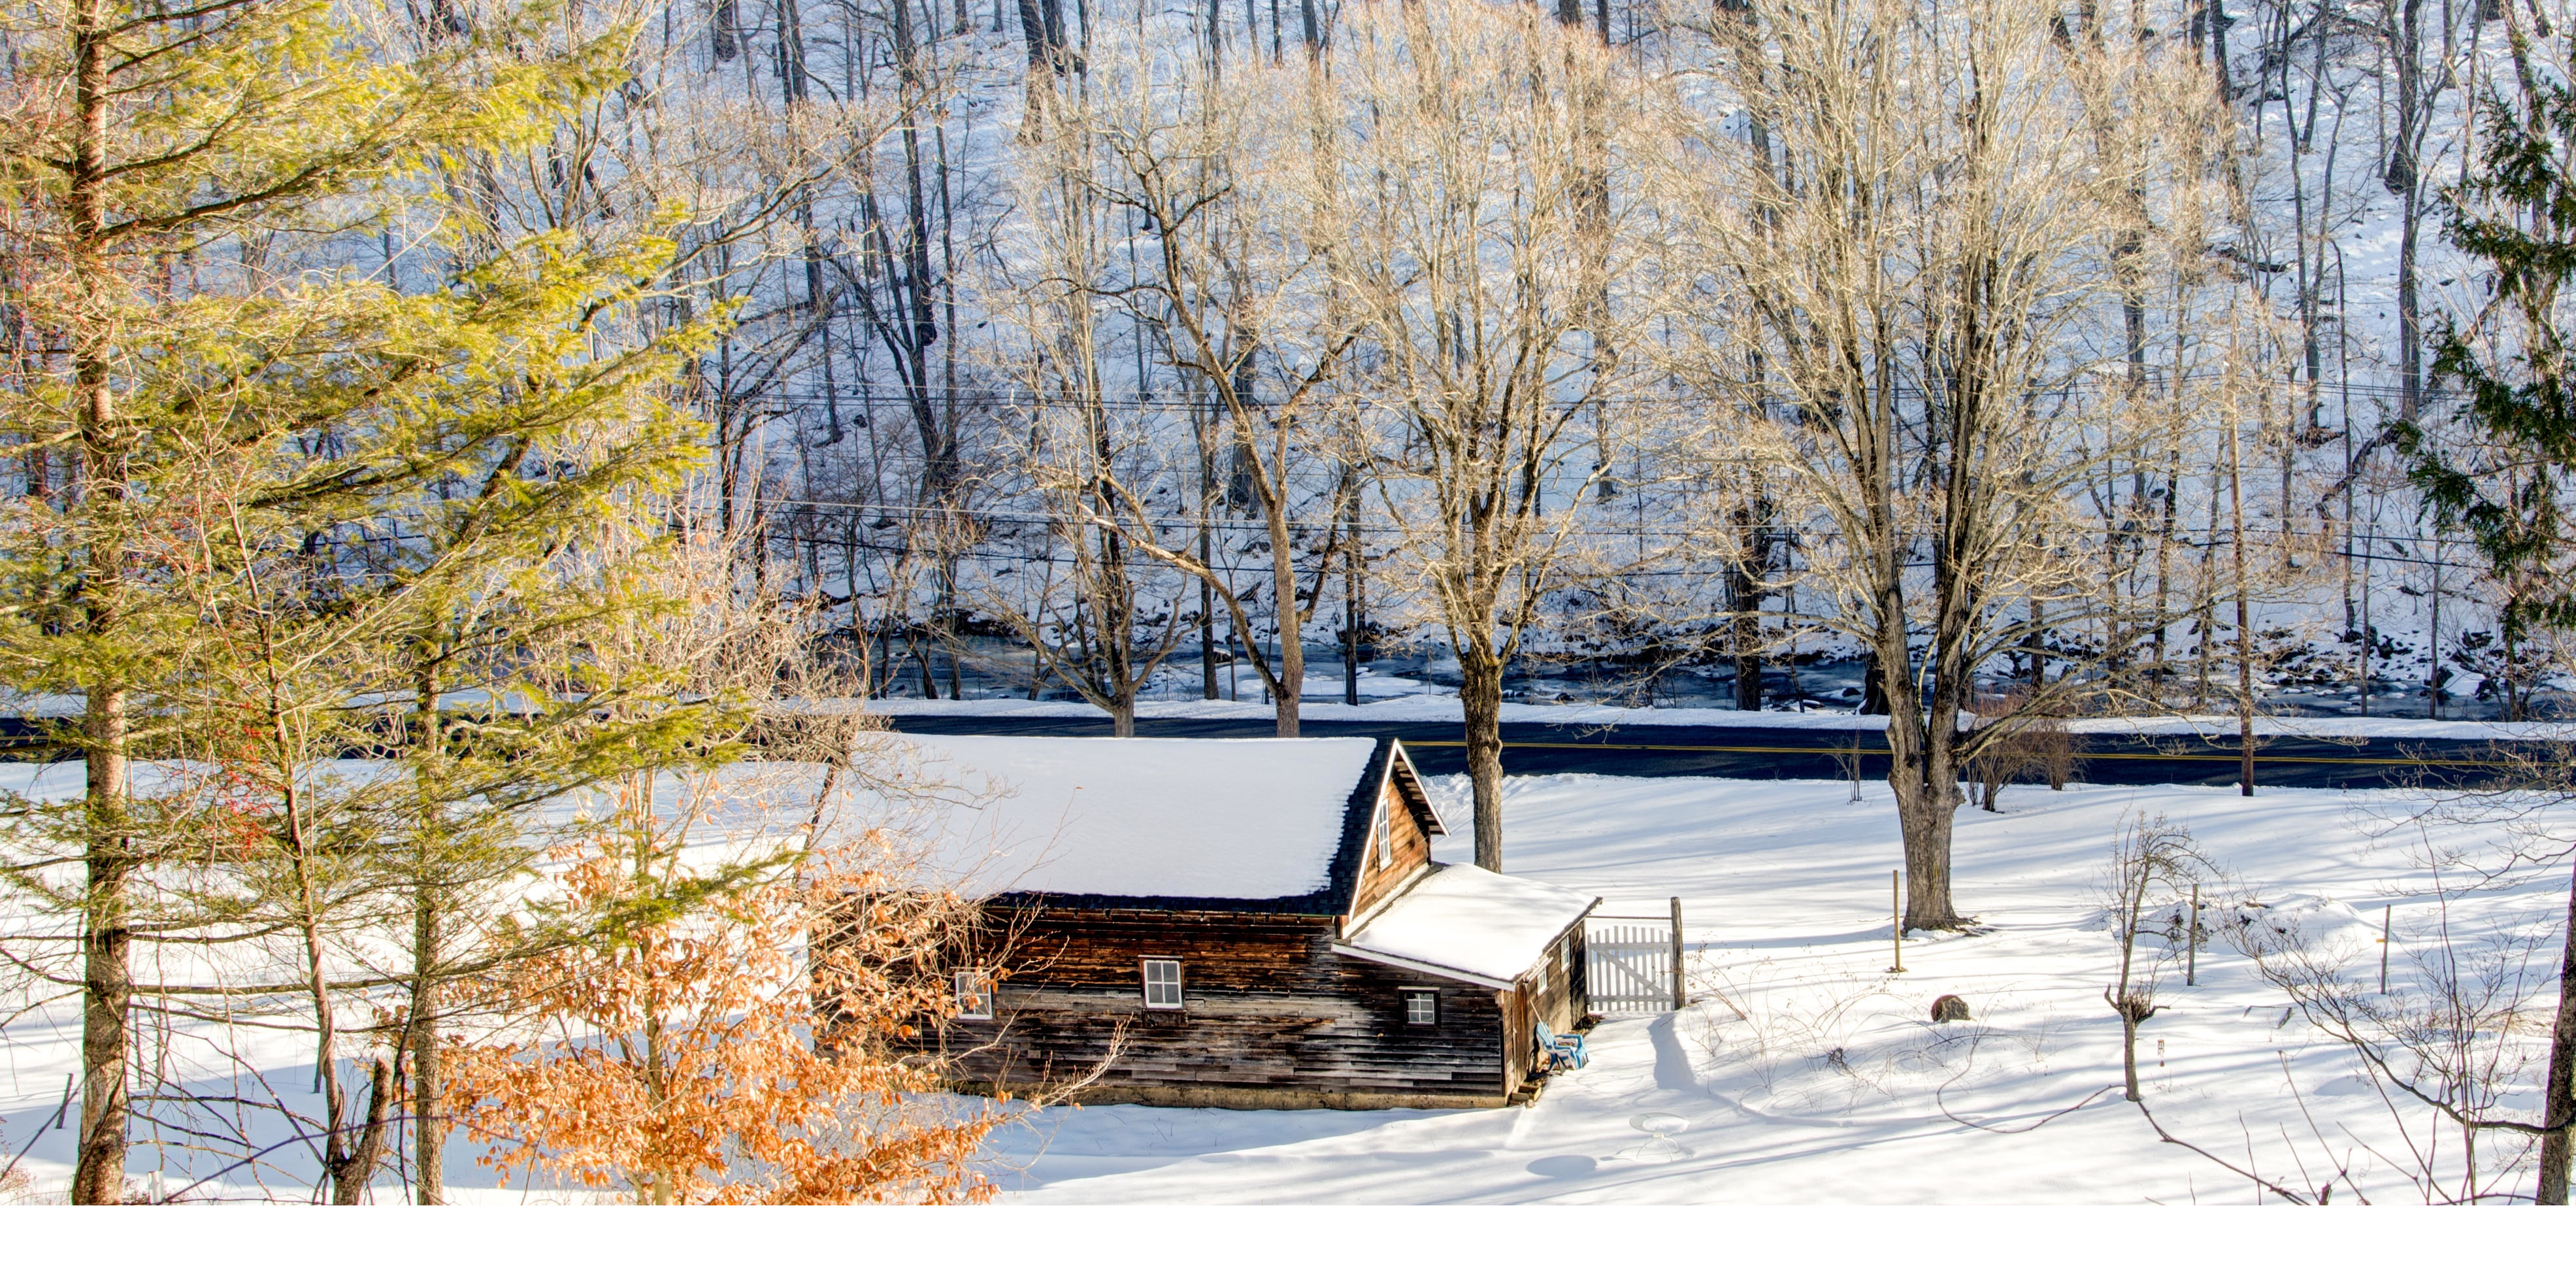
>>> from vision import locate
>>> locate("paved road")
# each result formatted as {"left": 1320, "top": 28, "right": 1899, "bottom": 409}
{"left": 3, "top": 711, "right": 2517, "bottom": 790}
{"left": 878, "top": 714, "right": 2523, "bottom": 790}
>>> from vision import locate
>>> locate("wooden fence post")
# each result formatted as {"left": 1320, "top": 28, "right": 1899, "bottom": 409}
{"left": 2379, "top": 904, "right": 2392, "bottom": 995}
{"left": 1668, "top": 896, "right": 1685, "bottom": 1011}
{"left": 2187, "top": 882, "right": 2200, "bottom": 986}
{"left": 1889, "top": 869, "right": 1906, "bottom": 973}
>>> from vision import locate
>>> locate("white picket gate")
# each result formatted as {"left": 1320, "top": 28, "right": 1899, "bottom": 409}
{"left": 1585, "top": 899, "right": 1685, "bottom": 1014}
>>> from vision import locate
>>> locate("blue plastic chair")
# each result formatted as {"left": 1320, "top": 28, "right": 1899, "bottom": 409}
{"left": 1535, "top": 1016, "right": 1588, "bottom": 1071}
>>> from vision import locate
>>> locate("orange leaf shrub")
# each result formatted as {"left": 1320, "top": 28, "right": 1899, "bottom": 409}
{"left": 448, "top": 831, "right": 1000, "bottom": 1205}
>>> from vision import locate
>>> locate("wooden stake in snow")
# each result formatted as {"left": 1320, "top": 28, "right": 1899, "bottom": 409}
{"left": 1669, "top": 896, "right": 1685, "bottom": 1010}
{"left": 2379, "top": 904, "right": 2392, "bottom": 995}
{"left": 2187, "top": 883, "right": 2200, "bottom": 986}
{"left": 1889, "top": 869, "right": 1906, "bottom": 973}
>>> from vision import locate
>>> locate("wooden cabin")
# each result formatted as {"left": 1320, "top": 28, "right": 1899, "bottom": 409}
{"left": 898, "top": 734, "right": 1598, "bottom": 1109}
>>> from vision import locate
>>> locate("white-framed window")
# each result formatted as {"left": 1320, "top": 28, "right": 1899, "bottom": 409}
{"left": 1375, "top": 788, "right": 1395, "bottom": 869}
{"left": 1403, "top": 988, "right": 1439, "bottom": 1026}
{"left": 952, "top": 968, "right": 995, "bottom": 1020}
{"left": 1141, "top": 958, "right": 1185, "bottom": 1010}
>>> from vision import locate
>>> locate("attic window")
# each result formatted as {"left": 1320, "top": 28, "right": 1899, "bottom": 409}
{"left": 1141, "top": 958, "right": 1184, "bottom": 1010}
{"left": 1403, "top": 988, "right": 1439, "bottom": 1026}
{"left": 953, "top": 969, "right": 995, "bottom": 1020}
{"left": 1374, "top": 789, "right": 1395, "bottom": 869}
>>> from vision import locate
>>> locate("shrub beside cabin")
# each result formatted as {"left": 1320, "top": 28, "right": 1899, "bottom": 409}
{"left": 899, "top": 735, "right": 1597, "bottom": 1109}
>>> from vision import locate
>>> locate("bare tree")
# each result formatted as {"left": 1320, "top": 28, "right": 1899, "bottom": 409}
{"left": 976, "top": 69, "right": 1200, "bottom": 736}
{"left": 1312, "top": 0, "right": 1672, "bottom": 868}
{"left": 1668, "top": 0, "right": 2236, "bottom": 928}
{"left": 2100, "top": 816, "right": 2209, "bottom": 1102}
{"left": 819, "top": 0, "right": 995, "bottom": 699}
{"left": 1038, "top": 36, "right": 1360, "bottom": 736}
{"left": 2249, "top": 912, "right": 2561, "bottom": 1200}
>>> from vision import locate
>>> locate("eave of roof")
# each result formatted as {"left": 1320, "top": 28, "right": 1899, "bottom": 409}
{"left": 1385, "top": 741, "right": 1447, "bottom": 837}
{"left": 1325, "top": 942, "right": 1519, "bottom": 990}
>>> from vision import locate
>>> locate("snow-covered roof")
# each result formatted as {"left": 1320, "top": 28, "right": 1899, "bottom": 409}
{"left": 882, "top": 735, "right": 1389, "bottom": 906}
{"left": 1335, "top": 864, "right": 1598, "bottom": 987}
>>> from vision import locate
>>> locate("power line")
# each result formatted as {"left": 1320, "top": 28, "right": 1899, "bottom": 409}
{"left": 712, "top": 374, "right": 2481, "bottom": 414}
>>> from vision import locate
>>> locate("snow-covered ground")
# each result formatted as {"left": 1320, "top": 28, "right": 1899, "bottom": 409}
{"left": 982, "top": 774, "right": 2573, "bottom": 1205}
{"left": 6, "top": 766, "right": 2567, "bottom": 1204}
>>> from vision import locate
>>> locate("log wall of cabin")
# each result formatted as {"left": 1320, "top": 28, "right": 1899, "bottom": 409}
{"left": 934, "top": 907, "right": 1513, "bottom": 1106}
{"left": 1497, "top": 932, "right": 1581, "bottom": 1101}
{"left": 1346, "top": 774, "right": 1434, "bottom": 922}
{"left": 1500, "top": 984, "right": 1535, "bottom": 1098}
{"left": 1525, "top": 926, "right": 1587, "bottom": 1035}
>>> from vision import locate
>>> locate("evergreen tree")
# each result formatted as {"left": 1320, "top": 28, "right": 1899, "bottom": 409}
{"left": 2400, "top": 29, "right": 2576, "bottom": 1206}
{"left": 0, "top": 0, "right": 714, "bottom": 1203}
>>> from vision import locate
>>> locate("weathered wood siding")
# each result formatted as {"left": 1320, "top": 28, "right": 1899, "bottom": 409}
{"left": 934, "top": 907, "right": 1513, "bottom": 1107}
{"left": 1500, "top": 984, "right": 1535, "bottom": 1100}
{"left": 1498, "top": 925, "right": 1587, "bottom": 1100}
{"left": 1346, "top": 774, "right": 1435, "bottom": 922}
{"left": 1526, "top": 926, "right": 1587, "bottom": 1033}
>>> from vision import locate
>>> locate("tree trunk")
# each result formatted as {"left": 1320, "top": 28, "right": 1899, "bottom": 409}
{"left": 1343, "top": 471, "right": 1362, "bottom": 707}
{"left": 71, "top": 0, "right": 131, "bottom": 1205}
{"left": 2229, "top": 407, "right": 2255, "bottom": 796}
{"left": 1728, "top": 502, "right": 1765, "bottom": 711}
{"left": 914, "top": 629, "right": 940, "bottom": 699}
{"left": 1732, "top": 621, "right": 1763, "bottom": 711}
{"left": 1886, "top": 634, "right": 1964, "bottom": 930}
{"left": 1015, "top": 0, "right": 1051, "bottom": 69}
{"left": 74, "top": 747, "right": 130, "bottom": 1207}
{"left": 330, "top": 1059, "right": 392, "bottom": 1205}
{"left": 2207, "top": 0, "right": 2236, "bottom": 100}
{"left": 406, "top": 665, "right": 446, "bottom": 1205}
{"left": 406, "top": 891, "right": 444, "bottom": 1203}
{"left": 1272, "top": 662, "right": 1302, "bottom": 737}
{"left": 1201, "top": 573, "right": 1220, "bottom": 699}
{"left": 2536, "top": 856, "right": 2576, "bottom": 1203}
{"left": 1110, "top": 694, "right": 1136, "bottom": 738}
{"left": 1889, "top": 767, "right": 1962, "bottom": 931}
{"left": 2122, "top": 1013, "right": 2143, "bottom": 1103}
{"left": 1459, "top": 650, "right": 1506, "bottom": 871}
{"left": 1268, "top": 514, "right": 1302, "bottom": 739}
{"left": 2390, "top": 0, "right": 2426, "bottom": 429}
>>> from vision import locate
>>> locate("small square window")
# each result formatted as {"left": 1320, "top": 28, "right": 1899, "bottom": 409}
{"left": 953, "top": 968, "right": 994, "bottom": 1020}
{"left": 1404, "top": 989, "right": 1438, "bottom": 1026}
{"left": 1142, "top": 958, "right": 1184, "bottom": 1010}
